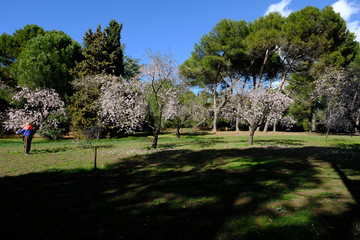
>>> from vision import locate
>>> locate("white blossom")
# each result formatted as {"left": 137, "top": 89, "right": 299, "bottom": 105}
{"left": 97, "top": 75, "right": 144, "bottom": 134}
{"left": 314, "top": 67, "right": 360, "bottom": 132}
{"left": 3, "top": 88, "right": 66, "bottom": 131}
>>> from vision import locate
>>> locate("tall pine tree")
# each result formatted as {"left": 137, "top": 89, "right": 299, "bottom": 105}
{"left": 72, "top": 19, "right": 124, "bottom": 78}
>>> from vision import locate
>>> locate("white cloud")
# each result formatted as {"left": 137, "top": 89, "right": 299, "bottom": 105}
{"left": 265, "top": 0, "right": 292, "bottom": 17}
{"left": 332, "top": 0, "right": 360, "bottom": 21}
{"left": 348, "top": 20, "right": 360, "bottom": 40}
{"left": 332, "top": 0, "right": 360, "bottom": 41}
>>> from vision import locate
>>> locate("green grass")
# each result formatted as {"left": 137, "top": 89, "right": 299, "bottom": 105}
{"left": 0, "top": 131, "right": 359, "bottom": 239}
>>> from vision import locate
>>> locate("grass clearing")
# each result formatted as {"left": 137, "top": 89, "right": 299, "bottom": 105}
{"left": 0, "top": 131, "right": 359, "bottom": 239}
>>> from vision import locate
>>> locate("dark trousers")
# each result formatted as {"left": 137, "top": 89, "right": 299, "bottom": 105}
{"left": 24, "top": 136, "right": 33, "bottom": 154}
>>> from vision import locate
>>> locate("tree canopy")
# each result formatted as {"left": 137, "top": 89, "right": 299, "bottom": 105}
{"left": 14, "top": 31, "right": 82, "bottom": 98}
{"left": 71, "top": 19, "right": 125, "bottom": 78}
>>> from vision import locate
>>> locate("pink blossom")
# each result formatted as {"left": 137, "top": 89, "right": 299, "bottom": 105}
{"left": 97, "top": 75, "right": 144, "bottom": 133}
{"left": 3, "top": 88, "right": 66, "bottom": 131}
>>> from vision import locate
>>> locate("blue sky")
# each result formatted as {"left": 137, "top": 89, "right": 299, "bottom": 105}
{"left": 2, "top": 0, "right": 360, "bottom": 64}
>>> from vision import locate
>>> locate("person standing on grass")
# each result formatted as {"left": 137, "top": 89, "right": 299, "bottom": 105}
{"left": 16, "top": 122, "right": 36, "bottom": 155}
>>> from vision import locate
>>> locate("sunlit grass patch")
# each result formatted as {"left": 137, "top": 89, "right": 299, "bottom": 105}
{"left": 221, "top": 157, "right": 279, "bottom": 170}
{"left": 220, "top": 210, "right": 314, "bottom": 239}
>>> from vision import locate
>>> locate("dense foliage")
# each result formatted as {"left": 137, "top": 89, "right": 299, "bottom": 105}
{"left": 71, "top": 20, "right": 125, "bottom": 78}
{"left": 14, "top": 31, "right": 82, "bottom": 98}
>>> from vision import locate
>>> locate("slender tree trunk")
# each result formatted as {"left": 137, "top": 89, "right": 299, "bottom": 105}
{"left": 152, "top": 133, "right": 159, "bottom": 149}
{"left": 235, "top": 117, "right": 240, "bottom": 132}
{"left": 326, "top": 128, "right": 330, "bottom": 142}
{"left": 93, "top": 146, "right": 98, "bottom": 170}
{"left": 263, "top": 119, "right": 270, "bottom": 133}
{"left": 248, "top": 127, "right": 256, "bottom": 145}
{"left": 152, "top": 124, "right": 161, "bottom": 149}
{"left": 235, "top": 103, "right": 241, "bottom": 132}
{"left": 311, "top": 113, "right": 316, "bottom": 132}
{"left": 255, "top": 49, "right": 270, "bottom": 92}
{"left": 273, "top": 119, "right": 277, "bottom": 132}
{"left": 194, "top": 118, "right": 207, "bottom": 129}
{"left": 212, "top": 85, "right": 217, "bottom": 132}
{"left": 277, "top": 71, "right": 288, "bottom": 92}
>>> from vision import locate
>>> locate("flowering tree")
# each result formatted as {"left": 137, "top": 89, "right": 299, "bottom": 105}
{"left": 314, "top": 67, "right": 360, "bottom": 138}
{"left": 243, "top": 90, "right": 293, "bottom": 144}
{"left": 0, "top": 81, "right": 11, "bottom": 135}
{"left": 222, "top": 88, "right": 293, "bottom": 144}
{"left": 142, "top": 51, "right": 180, "bottom": 148}
{"left": 97, "top": 75, "right": 144, "bottom": 134}
{"left": 166, "top": 90, "right": 208, "bottom": 138}
{"left": 3, "top": 88, "right": 66, "bottom": 138}
{"left": 264, "top": 91, "right": 295, "bottom": 132}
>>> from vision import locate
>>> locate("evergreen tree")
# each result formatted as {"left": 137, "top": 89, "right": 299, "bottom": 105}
{"left": 105, "top": 19, "right": 124, "bottom": 76}
{"left": 14, "top": 31, "right": 82, "bottom": 99}
{"left": 0, "top": 25, "right": 45, "bottom": 87}
{"left": 72, "top": 19, "right": 125, "bottom": 78}
{"left": 284, "top": 6, "right": 358, "bottom": 131}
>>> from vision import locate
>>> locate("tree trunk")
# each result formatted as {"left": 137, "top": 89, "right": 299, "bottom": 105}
{"left": 194, "top": 118, "right": 207, "bottom": 129}
{"left": 235, "top": 117, "right": 240, "bottom": 132}
{"left": 263, "top": 119, "right": 270, "bottom": 133}
{"left": 277, "top": 71, "right": 288, "bottom": 92}
{"left": 273, "top": 119, "right": 277, "bottom": 132}
{"left": 311, "top": 113, "right": 316, "bottom": 132}
{"left": 248, "top": 127, "right": 256, "bottom": 145}
{"left": 93, "top": 146, "right": 98, "bottom": 170}
{"left": 255, "top": 49, "right": 270, "bottom": 92}
{"left": 152, "top": 125, "right": 161, "bottom": 149}
{"left": 212, "top": 85, "right": 217, "bottom": 132}
{"left": 152, "top": 134, "right": 159, "bottom": 149}
{"left": 326, "top": 128, "right": 330, "bottom": 142}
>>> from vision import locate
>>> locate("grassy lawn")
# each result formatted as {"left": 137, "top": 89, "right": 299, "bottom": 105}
{"left": 0, "top": 131, "right": 359, "bottom": 239}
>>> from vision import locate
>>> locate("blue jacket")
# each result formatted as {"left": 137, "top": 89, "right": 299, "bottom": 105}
{"left": 17, "top": 128, "right": 36, "bottom": 137}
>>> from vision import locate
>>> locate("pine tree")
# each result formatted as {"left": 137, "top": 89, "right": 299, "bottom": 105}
{"left": 72, "top": 20, "right": 124, "bottom": 78}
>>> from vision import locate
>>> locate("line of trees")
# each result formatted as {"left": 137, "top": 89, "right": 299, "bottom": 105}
{"left": 1, "top": 5, "right": 360, "bottom": 147}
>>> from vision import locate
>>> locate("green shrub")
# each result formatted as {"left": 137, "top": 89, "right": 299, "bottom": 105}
{"left": 38, "top": 113, "right": 70, "bottom": 139}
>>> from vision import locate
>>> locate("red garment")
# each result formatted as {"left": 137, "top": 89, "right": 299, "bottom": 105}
{"left": 24, "top": 124, "right": 34, "bottom": 130}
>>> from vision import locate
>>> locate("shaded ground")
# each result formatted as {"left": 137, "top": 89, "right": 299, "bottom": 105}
{"left": 0, "top": 145, "right": 359, "bottom": 239}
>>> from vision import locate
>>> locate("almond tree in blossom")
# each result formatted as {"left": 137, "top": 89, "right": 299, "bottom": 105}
{"left": 313, "top": 67, "right": 360, "bottom": 139}
{"left": 3, "top": 88, "right": 66, "bottom": 137}
{"left": 97, "top": 75, "right": 144, "bottom": 134}
{"left": 167, "top": 90, "right": 208, "bottom": 138}
{"left": 244, "top": 90, "right": 293, "bottom": 144}
{"left": 222, "top": 88, "right": 293, "bottom": 144}
{"left": 0, "top": 81, "right": 11, "bottom": 135}
{"left": 141, "top": 51, "right": 179, "bottom": 148}
{"left": 220, "top": 92, "right": 245, "bottom": 132}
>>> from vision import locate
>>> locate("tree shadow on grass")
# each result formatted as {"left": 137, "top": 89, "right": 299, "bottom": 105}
{"left": 0, "top": 147, "right": 359, "bottom": 239}
{"left": 30, "top": 144, "right": 114, "bottom": 154}
{"left": 256, "top": 139, "right": 305, "bottom": 146}
{"left": 31, "top": 147, "right": 70, "bottom": 154}
{"left": 178, "top": 131, "right": 213, "bottom": 136}
{"left": 156, "top": 137, "right": 226, "bottom": 149}
{"left": 330, "top": 143, "right": 360, "bottom": 150}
